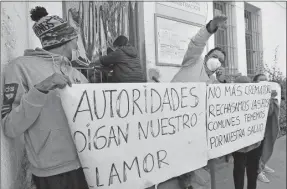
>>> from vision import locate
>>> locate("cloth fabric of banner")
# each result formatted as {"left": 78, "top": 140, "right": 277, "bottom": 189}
{"left": 59, "top": 83, "right": 208, "bottom": 189}
{"left": 207, "top": 82, "right": 272, "bottom": 159}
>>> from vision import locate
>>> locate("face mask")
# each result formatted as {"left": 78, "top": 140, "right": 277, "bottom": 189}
{"left": 71, "top": 49, "right": 80, "bottom": 61}
{"left": 206, "top": 58, "right": 221, "bottom": 72}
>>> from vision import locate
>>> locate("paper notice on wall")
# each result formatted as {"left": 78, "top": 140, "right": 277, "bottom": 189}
{"left": 156, "top": 17, "right": 202, "bottom": 66}
{"left": 60, "top": 83, "right": 208, "bottom": 189}
{"left": 158, "top": 29, "right": 170, "bottom": 45}
{"left": 207, "top": 83, "right": 272, "bottom": 159}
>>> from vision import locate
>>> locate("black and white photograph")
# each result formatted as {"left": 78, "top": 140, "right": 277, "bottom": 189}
{"left": 0, "top": 1, "right": 286, "bottom": 189}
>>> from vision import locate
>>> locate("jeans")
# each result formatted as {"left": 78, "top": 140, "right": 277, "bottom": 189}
{"left": 257, "top": 138, "right": 265, "bottom": 173}
{"left": 232, "top": 147, "right": 261, "bottom": 189}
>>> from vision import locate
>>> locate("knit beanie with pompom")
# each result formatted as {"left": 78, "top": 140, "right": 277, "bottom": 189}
{"left": 30, "top": 6, "right": 78, "bottom": 50}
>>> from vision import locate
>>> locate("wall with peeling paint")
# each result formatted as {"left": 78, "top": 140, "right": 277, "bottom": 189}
{"left": 1, "top": 2, "right": 29, "bottom": 67}
{"left": 1, "top": 3, "right": 30, "bottom": 189}
{"left": 1, "top": 2, "right": 62, "bottom": 189}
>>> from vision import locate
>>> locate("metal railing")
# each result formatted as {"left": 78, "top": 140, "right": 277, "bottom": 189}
{"left": 74, "top": 66, "right": 113, "bottom": 83}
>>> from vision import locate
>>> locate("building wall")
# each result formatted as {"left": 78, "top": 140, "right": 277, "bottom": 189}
{"left": 1, "top": 3, "right": 30, "bottom": 189}
{"left": 234, "top": 2, "right": 248, "bottom": 76}
{"left": 1, "top": 3, "right": 62, "bottom": 189}
{"left": 234, "top": 2, "right": 286, "bottom": 76}
{"left": 248, "top": 2, "right": 286, "bottom": 76}
{"left": 143, "top": 2, "right": 286, "bottom": 80}
{"left": 143, "top": 2, "right": 214, "bottom": 82}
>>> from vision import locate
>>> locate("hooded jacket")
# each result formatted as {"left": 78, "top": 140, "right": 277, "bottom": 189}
{"left": 1, "top": 48, "right": 88, "bottom": 177}
{"left": 99, "top": 45, "right": 145, "bottom": 83}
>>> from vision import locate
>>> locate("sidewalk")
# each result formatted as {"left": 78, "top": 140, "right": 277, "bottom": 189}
{"left": 214, "top": 136, "right": 286, "bottom": 189}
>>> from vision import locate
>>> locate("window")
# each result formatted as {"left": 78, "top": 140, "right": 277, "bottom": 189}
{"left": 213, "top": 1, "right": 237, "bottom": 75}
{"left": 244, "top": 3, "right": 262, "bottom": 76}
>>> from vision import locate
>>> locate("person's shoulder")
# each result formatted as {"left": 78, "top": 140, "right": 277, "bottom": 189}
{"left": 4, "top": 56, "right": 28, "bottom": 70}
{"left": 2, "top": 56, "right": 36, "bottom": 79}
{"left": 7, "top": 56, "right": 41, "bottom": 68}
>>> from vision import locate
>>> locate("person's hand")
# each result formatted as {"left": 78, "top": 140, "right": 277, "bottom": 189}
{"left": 271, "top": 90, "right": 278, "bottom": 98}
{"left": 217, "top": 75, "right": 228, "bottom": 83}
{"left": 89, "top": 58, "right": 101, "bottom": 68}
{"left": 216, "top": 67, "right": 225, "bottom": 77}
{"left": 34, "top": 73, "right": 72, "bottom": 93}
{"left": 216, "top": 67, "right": 226, "bottom": 82}
{"left": 88, "top": 62, "right": 96, "bottom": 68}
{"left": 210, "top": 15, "right": 228, "bottom": 31}
{"left": 148, "top": 68, "right": 160, "bottom": 82}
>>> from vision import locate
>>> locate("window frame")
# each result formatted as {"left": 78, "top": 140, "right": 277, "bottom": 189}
{"left": 244, "top": 3, "right": 263, "bottom": 77}
{"left": 213, "top": 1, "right": 238, "bottom": 75}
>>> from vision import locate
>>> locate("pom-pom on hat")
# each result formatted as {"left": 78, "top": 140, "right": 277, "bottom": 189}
{"left": 30, "top": 6, "right": 78, "bottom": 50}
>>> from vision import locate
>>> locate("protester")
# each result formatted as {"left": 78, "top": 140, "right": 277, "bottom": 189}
{"left": 253, "top": 74, "right": 280, "bottom": 183}
{"left": 1, "top": 7, "right": 89, "bottom": 189}
{"left": 150, "top": 14, "right": 228, "bottom": 189}
{"left": 231, "top": 76, "right": 262, "bottom": 189}
{"left": 171, "top": 15, "right": 227, "bottom": 84}
{"left": 90, "top": 36, "right": 145, "bottom": 83}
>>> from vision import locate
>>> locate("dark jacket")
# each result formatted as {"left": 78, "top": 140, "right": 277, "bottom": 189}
{"left": 260, "top": 98, "right": 280, "bottom": 167}
{"left": 99, "top": 45, "right": 145, "bottom": 83}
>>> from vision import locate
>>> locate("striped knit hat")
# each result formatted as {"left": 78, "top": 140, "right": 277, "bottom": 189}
{"left": 30, "top": 6, "right": 78, "bottom": 50}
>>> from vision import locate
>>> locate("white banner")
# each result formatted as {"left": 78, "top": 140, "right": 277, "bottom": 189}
{"left": 207, "top": 83, "right": 272, "bottom": 159}
{"left": 60, "top": 83, "right": 208, "bottom": 189}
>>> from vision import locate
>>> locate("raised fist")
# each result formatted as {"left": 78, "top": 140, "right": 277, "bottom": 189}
{"left": 210, "top": 15, "right": 228, "bottom": 31}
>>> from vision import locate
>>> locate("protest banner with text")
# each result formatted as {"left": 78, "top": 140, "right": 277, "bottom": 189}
{"left": 60, "top": 83, "right": 208, "bottom": 189}
{"left": 207, "top": 83, "right": 272, "bottom": 159}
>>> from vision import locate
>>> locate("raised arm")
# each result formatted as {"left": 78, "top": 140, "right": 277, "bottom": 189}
{"left": 182, "top": 15, "right": 227, "bottom": 67}
{"left": 89, "top": 49, "right": 122, "bottom": 68}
